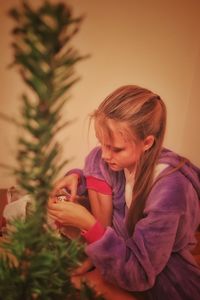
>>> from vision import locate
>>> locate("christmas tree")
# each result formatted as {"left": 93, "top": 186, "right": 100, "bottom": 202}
{"left": 0, "top": 1, "right": 103, "bottom": 299}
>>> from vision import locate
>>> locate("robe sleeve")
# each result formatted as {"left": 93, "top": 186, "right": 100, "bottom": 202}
{"left": 83, "top": 146, "right": 113, "bottom": 192}
{"left": 67, "top": 147, "right": 113, "bottom": 196}
{"left": 85, "top": 172, "right": 190, "bottom": 291}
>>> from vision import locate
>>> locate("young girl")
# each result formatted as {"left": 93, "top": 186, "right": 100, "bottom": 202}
{"left": 48, "top": 85, "right": 200, "bottom": 299}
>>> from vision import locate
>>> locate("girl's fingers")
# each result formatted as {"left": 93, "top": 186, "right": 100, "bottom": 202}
{"left": 52, "top": 182, "right": 66, "bottom": 197}
{"left": 48, "top": 197, "right": 58, "bottom": 207}
{"left": 50, "top": 173, "right": 80, "bottom": 202}
{"left": 69, "top": 180, "right": 78, "bottom": 201}
{"left": 48, "top": 200, "right": 76, "bottom": 214}
{"left": 48, "top": 212, "right": 57, "bottom": 220}
{"left": 48, "top": 208, "right": 60, "bottom": 218}
{"left": 72, "top": 258, "right": 94, "bottom": 276}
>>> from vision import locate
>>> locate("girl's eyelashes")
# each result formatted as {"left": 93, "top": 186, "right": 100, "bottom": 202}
{"left": 111, "top": 147, "right": 124, "bottom": 153}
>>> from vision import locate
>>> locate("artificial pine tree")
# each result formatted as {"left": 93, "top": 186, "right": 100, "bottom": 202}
{"left": 0, "top": 1, "right": 104, "bottom": 299}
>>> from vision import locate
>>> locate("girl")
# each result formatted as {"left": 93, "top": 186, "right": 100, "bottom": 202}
{"left": 48, "top": 85, "right": 200, "bottom": 299}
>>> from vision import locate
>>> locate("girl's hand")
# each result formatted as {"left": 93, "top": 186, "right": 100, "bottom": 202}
{"left": 72, "top": 258, "right": 94, "bottom": 276}
{"left": 51, "top": 173, "right": 79, "bottom": 202}
{"left": 48, "top": 198, "right": 96, "bottom": 231}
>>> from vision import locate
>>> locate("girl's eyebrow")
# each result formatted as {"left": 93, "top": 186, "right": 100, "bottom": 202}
{"left": 98, "top": 140, "right": 125, "bottom": 151}
{"left": 96, "top": 134, "right": 126, "bottom": 150}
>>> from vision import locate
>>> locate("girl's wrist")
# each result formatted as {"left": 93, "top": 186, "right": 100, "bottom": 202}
{"left": 81, "top": 214, "right": 96, "bottom": 231}
{"left": 81, "top": 220, "right": 106, "bottom": 244}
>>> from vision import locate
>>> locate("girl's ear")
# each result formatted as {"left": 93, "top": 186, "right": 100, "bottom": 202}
{"left": 143, "top": 135, "right": 155, "bottom": 151}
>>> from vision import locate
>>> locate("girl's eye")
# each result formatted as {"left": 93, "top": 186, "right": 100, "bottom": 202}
{"left": 112, "top": 148, "right": 123, "bottom": 153}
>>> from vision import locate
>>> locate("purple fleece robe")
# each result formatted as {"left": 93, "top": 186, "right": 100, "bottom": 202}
{"left": 76, "top": 147, "right": 200, "bottom": 299}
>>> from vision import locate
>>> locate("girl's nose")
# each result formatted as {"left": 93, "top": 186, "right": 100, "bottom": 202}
{"left": 101, "top": 146, "right": 111, "bottom": 161}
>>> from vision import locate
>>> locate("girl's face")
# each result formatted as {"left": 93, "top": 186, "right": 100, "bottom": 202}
{"left": 95, "top": 119, "right": 146, "bottom": 173}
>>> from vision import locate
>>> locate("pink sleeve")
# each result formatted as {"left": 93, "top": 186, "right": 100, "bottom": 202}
{"left": 81, "top": 221, "right": 106, "bottom": 244}
{"left": 86, "top": 176, "right": 112, "bottom": 195}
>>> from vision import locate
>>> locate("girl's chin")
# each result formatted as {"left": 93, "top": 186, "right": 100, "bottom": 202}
{"left": 108, "top": 164, "right": 122, "bottom": 171}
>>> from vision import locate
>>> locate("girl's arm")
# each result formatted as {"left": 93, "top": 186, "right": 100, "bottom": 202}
{"left": 83, "top": 147, "right": 114, "bottom": 227}
{"left": 51, "top": 169, "right": 88, "bottom": 202}
{"left": 51, "top": 173, "right": 80, "bottom": 201}
{"left": 86, "top": 175, "right": 113, "bottom": 227}
{"left": 88, "top": 190, "right": 112, "bottom": 227}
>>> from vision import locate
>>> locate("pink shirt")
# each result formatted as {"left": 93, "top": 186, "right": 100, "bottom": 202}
{"left": 82, "top": 176, "right": 111, "bottom": 243}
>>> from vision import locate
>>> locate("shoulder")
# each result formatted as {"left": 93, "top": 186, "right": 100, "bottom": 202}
{"left": 84, "top": 146, "right": 103, "bottom": 175}
{"left": 145, "top": 170, "right": 194, "bottom": 214}
{"left": 83, "top": 147, "right": 113, "bottom": 185}
{"left": 85, "top": 146, "right": 102, "bottom": 165}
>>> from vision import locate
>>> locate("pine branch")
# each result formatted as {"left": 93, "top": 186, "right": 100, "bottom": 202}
{"left": 0, "top": 1, "right": 104, "bottom": 300}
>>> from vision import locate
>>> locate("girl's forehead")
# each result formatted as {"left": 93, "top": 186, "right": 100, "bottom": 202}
{"left": 95, "top": 117, "right": 127, "bottom": 131}
{"left": 95, "top": 118, "right": 133, "bottom": 143}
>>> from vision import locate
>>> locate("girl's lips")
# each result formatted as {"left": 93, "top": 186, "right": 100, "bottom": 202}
{"left": 104, "top": 160, "right": 118, "bottom": 169}
{"left": 108, "top": 162, "right": 118, "bottom": 169}
{"left": 105, "top": 161, "right": 114, "bottom": 166}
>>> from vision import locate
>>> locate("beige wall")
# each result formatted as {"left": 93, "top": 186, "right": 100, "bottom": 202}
{"left": 0, "top": 0, "right": 200, "bottom": 188}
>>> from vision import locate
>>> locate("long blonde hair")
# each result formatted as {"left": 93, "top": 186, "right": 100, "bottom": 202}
{"left": 93, "top": 85, "right": 167, "bottom": 235}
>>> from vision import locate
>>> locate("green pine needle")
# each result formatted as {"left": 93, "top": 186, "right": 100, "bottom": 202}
{"left": 0, "top": 1, "right": 104, "bottom": 299}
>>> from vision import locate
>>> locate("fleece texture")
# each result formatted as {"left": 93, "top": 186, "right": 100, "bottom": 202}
{"left": 77, "top": 147, "right": 200, "bottom": 299}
